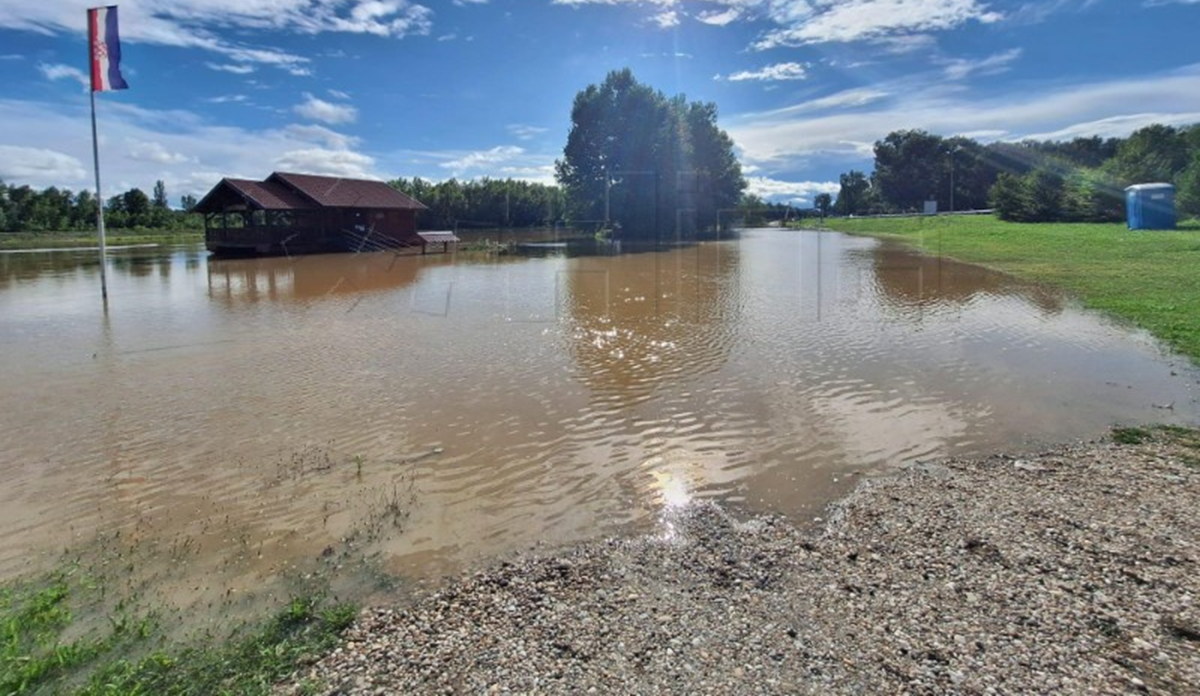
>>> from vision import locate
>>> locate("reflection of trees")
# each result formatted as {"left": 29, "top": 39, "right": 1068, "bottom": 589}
{"left": 562, "top": 242, "right": 741, "bottom": 407}
{"left": 206, "top": 252, "right": 454, "bottom": 306}
{"left": 870, "top": 243, "right": 1063, "bottom": 315}
{"left": 0, "top": 248, "right": 182, "bottom": 290}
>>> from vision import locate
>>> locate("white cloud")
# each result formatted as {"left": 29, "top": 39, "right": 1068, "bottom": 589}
{"left": 206, "top": 63, "right": 255, "bottom": 74}
{"left": 0, "top": 1, "right": 432, "bottom": 70}
{"left": 652, "top": 10, "right": 680, "bottom": 28}
{"left": 496, "top": 164, "right": 558, "bottom": 186}
{"left": 127, "top": 140, "right": 193, "bottom": 165}
{"left": 206, "top": 94, "right": 249, "bottom": 104}
{"left": 294, "top": 93, "right": 358, "bottom": 124}
{"left": 275, "top": 148, "right": 376, "bottom": 178}
{"left": 439, "top": 145, "right": 525, "bottom": 173}
{"left": 37, "top": 63, "right": 89, "bottom": 89}
{"left": 697, "top": 8, "right": 741, "bottom": 26}
{"left": 752, "top": 0, "right": 1003, "bottom": 49}
{"left": 327, "top": 89, "right": 352, "bottom": 100}
{"left": 507, "top": 124, "right": 550, "bottom": 141}
{"left": 746, "top": 176, "right": 841, "bottom": 205}
{"left": 1022, "top": 112, "right": 1200, "bottom": 141}
{"left": 721, "top": 62, "right": 808, "bottom": 82}
{"left": 0, "top": 145, "right": 87, "bottom": 182}
{"left": 941, "top": 48, "right": 1022, "bottom": 81}
{"left": 0, "top": 98, "right": 381, "bottom": 197}
{"left": 282, "top": 124, "right": 361, "bottom": 150}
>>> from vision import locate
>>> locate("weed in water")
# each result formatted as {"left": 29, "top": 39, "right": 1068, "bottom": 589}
{"left": 1111, "top": 427, "right": 1152, "bottom": 445}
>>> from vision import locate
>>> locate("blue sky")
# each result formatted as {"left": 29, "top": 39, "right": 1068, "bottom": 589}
{"left": 1, "top": 0, "right": 1199, "bottom": 206}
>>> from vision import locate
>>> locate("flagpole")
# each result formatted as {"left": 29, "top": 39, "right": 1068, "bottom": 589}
{"left": 89, "top": 72, "right": 109, "bottom": 302}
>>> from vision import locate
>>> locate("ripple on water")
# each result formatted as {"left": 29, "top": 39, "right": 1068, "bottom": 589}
{"left": 0, "top": 235, "right": 1197, "bottom": 611}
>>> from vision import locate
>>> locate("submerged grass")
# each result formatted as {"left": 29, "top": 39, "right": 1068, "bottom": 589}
{"left": 805, "top": 216, "right": 1200, "bottom": 363}
{"left": 0, "top": 231, "right": 203, "bottom": 251}
{"left": 0, "top": 562, "right": 355, "bottom": 695}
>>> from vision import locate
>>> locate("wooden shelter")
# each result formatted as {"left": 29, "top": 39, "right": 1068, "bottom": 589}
{"left": 195, "top": 172, "right": 442, "bottom": 256}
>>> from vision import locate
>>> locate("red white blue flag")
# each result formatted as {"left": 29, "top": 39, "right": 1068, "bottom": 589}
{"left": 88, "top": 6, "right": 128, "bottom": 92}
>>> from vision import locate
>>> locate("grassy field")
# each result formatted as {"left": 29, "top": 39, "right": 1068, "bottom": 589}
{"left": 804, "top": 215, "right": 1200, "bottom": 363}
{"left": 0, "top": 230, "right": 203, "bottom": 251}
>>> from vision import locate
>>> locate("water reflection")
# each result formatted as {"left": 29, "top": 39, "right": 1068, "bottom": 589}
{"left": 562, "top": 241, "right": 741, "bottom": 408}
{"left": 206, "top": 252, "right": 457, "bottom": 305}
{"left": 868, "top": 241, "right": 1063, "bottom": 315}
{"left": 0, "top": 232, "right": 1197, "bottom": 625}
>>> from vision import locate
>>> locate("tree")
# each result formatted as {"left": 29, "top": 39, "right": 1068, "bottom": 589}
{"left": 180, "top": 194, "right": 198, "bottom": 211}
{"left": 1177, "top": 153, "right": 1200, "bottom": 219}
{"left": 72, "top": 190, "right": 97, "bottom": 230}
{"left": 872, "top": 130, "right": 946, "bottom": 211}
{"left": 989, "top": 173, "right": 1028, "bottom": 222}
{"left": 1104, "top": 124, "right": 1190, "bottom": 186}
{"left": 834, "top": 170, "right": 870, "bottom": 215}
{"left": 152, "top": 180, "right": 169, "bottom": 209}
{"left": 814, "top": 193, "right": 832, "bottom": 218}
{"left": 556, "top": 68, "right": 744, "bottom": 239}
{"left": 122, "top": 188, "right": 152, "bottom": 227}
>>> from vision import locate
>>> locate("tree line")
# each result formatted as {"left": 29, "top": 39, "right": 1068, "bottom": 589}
{"left": 833, "top": 124, "right": 1200, "bottom": 222}
{"left": 0, "top": 179, "right": 201, "bottom": 232}
{"left": 386, "top": 177, "right": 566, "bottom": 230}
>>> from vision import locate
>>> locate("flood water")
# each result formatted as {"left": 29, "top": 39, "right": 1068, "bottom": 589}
{"left": 1, "top": 229, "right": 1197, "bottom": 612}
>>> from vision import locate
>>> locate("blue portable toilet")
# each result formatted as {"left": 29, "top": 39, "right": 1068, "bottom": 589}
{"left": 1125, "top": 183, "right": 1176, "bottom": 230}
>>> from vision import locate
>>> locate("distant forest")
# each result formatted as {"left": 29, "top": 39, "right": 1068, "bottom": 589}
{"left": 832, "top": 123, "right": 1200, "bottom": 222}
{"left": 0, "top": 179, "right": 201, "bottom": 232}
{"left": 386, "top": 177, "right": 567, "bottom": 231}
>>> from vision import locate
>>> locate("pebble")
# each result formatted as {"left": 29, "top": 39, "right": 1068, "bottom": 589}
{"left": 280, "top": 434, "right": 1200, "bottom": 695}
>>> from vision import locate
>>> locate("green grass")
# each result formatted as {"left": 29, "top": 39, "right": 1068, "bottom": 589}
{"left": 805, "top": 216, "right": 1200, "bottom": 363}
{"left": 1, "top": 564, "right": 355, "bottom": 695}
{"left": 0, "top": 230, "right": 203, "bottom": 251}
{"left": 1111, "top": 426, "right": 1153, "bottom": 445}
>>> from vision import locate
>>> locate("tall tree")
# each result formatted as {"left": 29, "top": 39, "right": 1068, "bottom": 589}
{"left": 873, "top": 130, "right": 946, "bottom": 211}
{"left": 834, "top": 170, "right": 870, "bottom": 215}
{"left": 814, "top": 193, "right": 832, "bottom": 217}
{"left": 152, "top": 180, "right": 169, "bottom": 209}
{"left": 556, "top": 68, "right": 744, "bottom": 239}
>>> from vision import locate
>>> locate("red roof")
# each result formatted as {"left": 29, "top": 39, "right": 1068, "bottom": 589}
{"left": 270, "top": 172, "right": 426, "bottom": 210}
{"left": 195, "top": 172, "right": 426, "bottom": 213}
{"left": 221, "top": 178, "right": 312, "bottom": 210}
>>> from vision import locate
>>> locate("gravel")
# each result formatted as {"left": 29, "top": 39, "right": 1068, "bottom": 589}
{"left": 283, "top": 431, "right": 1200, "bottom": 694}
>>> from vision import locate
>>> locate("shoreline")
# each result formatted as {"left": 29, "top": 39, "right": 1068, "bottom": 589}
{"left": 285, "top": 427, "right": 1200, "bottom": 694}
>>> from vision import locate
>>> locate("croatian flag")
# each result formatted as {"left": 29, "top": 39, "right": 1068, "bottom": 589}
{"left": 88, "top": 6, "right": 128, "bottom": 92}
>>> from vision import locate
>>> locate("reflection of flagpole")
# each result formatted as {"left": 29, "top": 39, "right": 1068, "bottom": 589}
{"left": 90, "top": 87, "right": 109, "bottom": 302}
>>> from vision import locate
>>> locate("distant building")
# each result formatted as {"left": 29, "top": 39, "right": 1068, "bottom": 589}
{"left": 194, "top": 172, "right": 439, "bottom": 256}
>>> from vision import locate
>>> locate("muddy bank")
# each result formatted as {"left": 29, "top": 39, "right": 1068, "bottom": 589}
{"left": 285, "top": 428, "right": 1200, "bottom": 694}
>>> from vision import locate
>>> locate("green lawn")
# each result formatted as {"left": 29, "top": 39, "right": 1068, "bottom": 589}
{"left": 0, "top": 230, "right": 203, "bottom": 251}
{"left": 805, "top": 215, "right": 1200, "bottom": 363}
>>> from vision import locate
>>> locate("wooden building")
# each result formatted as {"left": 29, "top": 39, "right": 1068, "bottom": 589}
{"left": 195, "top": 172, "right": 443, "bottom": 256}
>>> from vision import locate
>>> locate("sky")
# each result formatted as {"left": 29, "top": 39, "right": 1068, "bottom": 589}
{"left": 1, "top": 0, "right": 1199, "bottom": 207}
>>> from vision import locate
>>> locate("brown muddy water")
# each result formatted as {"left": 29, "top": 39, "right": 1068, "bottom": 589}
{"left": 1, "top": 229, "right": 1197, "bottom": 619}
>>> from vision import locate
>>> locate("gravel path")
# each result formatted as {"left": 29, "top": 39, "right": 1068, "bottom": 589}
{"left": 285, "top": 430, "right": 1200, "bottom": 694}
